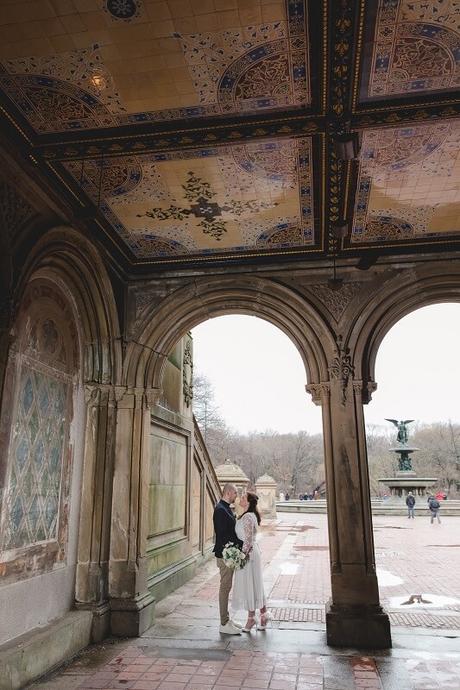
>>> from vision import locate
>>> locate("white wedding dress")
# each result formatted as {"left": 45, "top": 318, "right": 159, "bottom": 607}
{"left": 231, "top": 512, "right": 266, "bottom": 612}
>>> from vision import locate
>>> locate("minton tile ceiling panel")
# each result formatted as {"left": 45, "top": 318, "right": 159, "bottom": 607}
{"left": 0, "top": 0, "right": 310, "bottom": 133}
{"left": 63, "top": 137, "right": 314, "bottom": 259}
{"left": 360, "top": 0, "right": 460, "bottom": 102}
{"left": 351, "top": 120, "right": 460, "bottom": 245}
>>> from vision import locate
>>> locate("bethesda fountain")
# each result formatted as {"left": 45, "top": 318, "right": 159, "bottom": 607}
{"left": 378, "top": 419, "right": 437, "bottom": 499}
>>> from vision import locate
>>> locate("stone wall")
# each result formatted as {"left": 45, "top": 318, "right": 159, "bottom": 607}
{"left": 146, "top": 336, "right": 220, "bottom": 602}
{"left": 0, "top": 280, "right": 85, "bottom": 645}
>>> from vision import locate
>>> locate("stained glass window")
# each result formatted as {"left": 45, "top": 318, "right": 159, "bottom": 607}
{"left": 1, "top": 367, "right": 68, "bottom": 550}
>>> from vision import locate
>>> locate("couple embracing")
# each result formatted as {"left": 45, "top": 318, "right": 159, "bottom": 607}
{"left": 213, "top": 483, "right": 268, "bottom": 635}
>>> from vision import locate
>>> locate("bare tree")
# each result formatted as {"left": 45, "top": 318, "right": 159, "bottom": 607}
{"left": 192, "top": 373, "right": 224, "bottom": 443}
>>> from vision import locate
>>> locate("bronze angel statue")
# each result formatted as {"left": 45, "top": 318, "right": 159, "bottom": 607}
{"left": 385, "top": 419, "right": 414, "bottom": 445}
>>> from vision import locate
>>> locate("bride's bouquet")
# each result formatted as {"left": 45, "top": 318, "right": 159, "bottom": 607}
{"left": 222, "top": 542, "right": 247, "bottom": 570}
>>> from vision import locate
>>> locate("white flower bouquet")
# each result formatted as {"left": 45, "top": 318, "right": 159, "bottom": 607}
{"left": 222, "top": 542, "right": 247, "bottom": 570}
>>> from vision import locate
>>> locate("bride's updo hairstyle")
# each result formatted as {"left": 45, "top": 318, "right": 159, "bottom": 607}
{"left": 243, "top": 491, "right": 261, "bottom": 525}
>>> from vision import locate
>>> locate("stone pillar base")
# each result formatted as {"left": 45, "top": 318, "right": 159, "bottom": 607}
{"left": 75, "top": 601, "right": 110, "bottom": 643}
{"left": 110, "top": 592, "right": 155, "bottom": 637}
{"left": 326, "top": 601, "right": 392, "bottom": 649}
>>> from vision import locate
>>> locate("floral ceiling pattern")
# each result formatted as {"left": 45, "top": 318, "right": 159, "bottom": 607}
{"left": 0, "top": 0, "right": 310, "bottom": 133}
{"left": 0, "top": 0, "right": 459, "bottom": 263}
{"left": 361, "top": 0, "right": 460, "bottom": 101}
{"left": 63, "top": 138, "right": 314, "bottom": 258}
{"left": 351, "top": 120, "right": 460, "bottom": 244}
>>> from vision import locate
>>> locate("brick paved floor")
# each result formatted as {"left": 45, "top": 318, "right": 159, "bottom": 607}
{"left": 29, "top": 513, "right": 460, "bottom": 690}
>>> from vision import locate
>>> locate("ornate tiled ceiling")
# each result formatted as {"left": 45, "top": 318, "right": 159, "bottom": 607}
{"left": 62, "top": 137, "right": 315, "bottom": 258}
{"left": 0, "top": 0, "right": 310, "bottom": 132}
{"left": 0, "top": 0, "right": 459, "bottom": 269}
{"left": 359, "top": 0, "right": 460, "bottom": 102}
{"left": 349, "top": 120, "right": 460, "bottom": 246}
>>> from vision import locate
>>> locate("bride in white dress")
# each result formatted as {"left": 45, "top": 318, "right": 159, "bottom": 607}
{"left": 231, "top": 492, "right": 269, "bottom": 632}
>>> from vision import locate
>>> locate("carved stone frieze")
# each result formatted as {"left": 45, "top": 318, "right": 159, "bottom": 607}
{"left": 128, "top": 278, "right": 189, "bottom": 337}
{"left": 329, "top": 336, "right": 355, "bottom": 405}
{"left": 308, "top": 282, "right": 363, "bottom": 321}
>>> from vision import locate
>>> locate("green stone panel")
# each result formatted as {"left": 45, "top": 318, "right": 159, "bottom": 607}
{"left": 148, "top": 426, "right": 187, "bottom": 538}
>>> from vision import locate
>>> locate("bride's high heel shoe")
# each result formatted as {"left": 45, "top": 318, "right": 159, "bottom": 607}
{"left": 257, "top": 611, "right": 270, "bottom": 630}
{"left": 242, "top": 616, "right": 256, "bottom": 632}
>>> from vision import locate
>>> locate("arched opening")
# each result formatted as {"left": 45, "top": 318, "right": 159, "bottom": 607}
{"left": 365, "top": 302, "right": 460, "bottom": 629}
{"left": 143, "top": 312, "right": 328, "bottom": 628}
{"left": 131, "top": 292, "right": 332, "bottom": 597}
{"left": 0, "top": 227, "right": 121, "bottom": 665}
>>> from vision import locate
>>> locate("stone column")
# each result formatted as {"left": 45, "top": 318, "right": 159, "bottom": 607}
{"left": 255, "top": 474, "right": 278, "bottom": 519}
{"left": 307, "top": 343, "right": 391, "bottom": 649}
{"left": 75, "top": 384, "right": 122, "bottom": 640}
{"left": 109, "top": 387, "right": 160, "bottom": 637}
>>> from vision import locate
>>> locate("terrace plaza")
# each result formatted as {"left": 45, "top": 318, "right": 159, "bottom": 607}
{"left": 0, "top": 0, "right": 460, "bottom": 688}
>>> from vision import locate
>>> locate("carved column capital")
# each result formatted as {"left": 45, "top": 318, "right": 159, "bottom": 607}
{"left": 84, "top": 383, "right": 127, "bottom": 406}
{"left": 352, "top": 379, "right": 378, "bottom": 405}
{"left": 145, "top": 387, "right": 162, "bottom": 410}
{"left": 305, "top": 382, "right": 330, "bottom": 406}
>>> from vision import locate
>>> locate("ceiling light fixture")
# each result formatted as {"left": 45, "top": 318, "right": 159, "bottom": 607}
{"left": 90, "top": 70, "right": 106, "bottom": 90}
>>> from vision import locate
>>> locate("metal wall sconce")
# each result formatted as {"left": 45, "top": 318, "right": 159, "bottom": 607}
{"left": 333, "top": 132, "right": 361, "bottom": 160}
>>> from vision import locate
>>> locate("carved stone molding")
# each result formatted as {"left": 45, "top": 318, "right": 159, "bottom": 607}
{"left": 84, "top": 383, "right": 127, "bottom": 406}
{"left": 308, "top": 282, "right": 363, "bottom": 321}
{"left": 305, "top": 382, "right": 330, "bottom": 406}
{"left": 329, "top": 336, "right": 355, "bottom": 405}
{"left": 182, "top": 336, "right": 193, "bottom": 407}
{"left": 352, "top": 380, "right": 378, "bottom": 405}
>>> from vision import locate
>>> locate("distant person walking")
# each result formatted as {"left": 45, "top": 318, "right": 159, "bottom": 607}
{"left": 428, "top": 495, "right": 441, "bottom": 524}
{"left": 406, "top": 492, "right": 415, "bottom": 518}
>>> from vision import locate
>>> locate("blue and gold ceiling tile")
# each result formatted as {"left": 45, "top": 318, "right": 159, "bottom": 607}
{"left": 351, "top": 120, "right": 460, "bottom": 244}
{"left": 0, "top": 2, "right": 311, "bottom": 134}
{"left": 62, "top": 137, "right": 315, "bottom": 260}
{"left": 359, "top": 0, "right": 460, "bottom": 103}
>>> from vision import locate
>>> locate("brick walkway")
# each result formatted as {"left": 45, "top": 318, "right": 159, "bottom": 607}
{"left": 29, "top": 512, "right": 460, "bottom": 690}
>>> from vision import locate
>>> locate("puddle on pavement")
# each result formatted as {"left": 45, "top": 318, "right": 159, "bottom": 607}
{"left": 279, "top": 562, "right": 300, "bottom": 574}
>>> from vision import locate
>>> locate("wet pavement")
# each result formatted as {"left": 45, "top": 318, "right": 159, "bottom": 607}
{"left": 29, "top": 513, "right": 460, "bottom": 690}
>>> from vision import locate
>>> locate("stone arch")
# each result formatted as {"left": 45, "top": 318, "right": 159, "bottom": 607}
{"left": 352, "top": 264, "right": 460, "bottom": 388}
{"left": 16, "top": 225, "right": 121, "bottom": 384}
{"left": 124, "top": 276, "right": 335, "bottom": 394}
{"left": 0, "top": 225, "right": 122, "bottom": 642}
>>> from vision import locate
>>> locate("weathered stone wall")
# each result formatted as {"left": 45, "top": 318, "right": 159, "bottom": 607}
{"left": 0, "top": 280, "right": 86, "bottom": 645}
{"left": 146, "top": 334, "right": 220, "bottom": 602}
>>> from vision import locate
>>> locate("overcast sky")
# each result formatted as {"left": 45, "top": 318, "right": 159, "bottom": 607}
{"left": 192, "top": 303, "right": 460, "bottom": 435}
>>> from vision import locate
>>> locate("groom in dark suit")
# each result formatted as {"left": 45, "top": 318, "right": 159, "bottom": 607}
{"left": 213, "top": 483, "right": 243, "bottom": 634}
